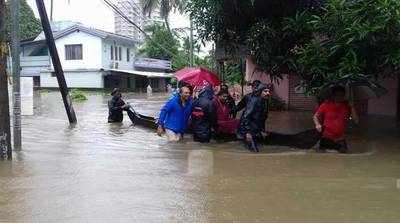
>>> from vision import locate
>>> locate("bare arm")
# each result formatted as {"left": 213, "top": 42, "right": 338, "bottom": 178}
{"left": 313, "top": 114, "right": 323, "bottom": 132}
{"left": 349, "top": 104, "right": 359, "bottom": 124}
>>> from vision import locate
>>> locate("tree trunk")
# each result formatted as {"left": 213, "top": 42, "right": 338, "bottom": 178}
{"left": 164, "top": 16, "right": 171, "bottom": 34}
{"left": 0, "top": 0, "right": 12, "bottom": 159}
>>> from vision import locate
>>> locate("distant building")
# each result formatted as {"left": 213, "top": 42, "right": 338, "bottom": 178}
{"left": 19, "top": 22, "right": 172, "bottom": 91}
{"left": 114, "top": 0, "right": 163, "bottom": 42}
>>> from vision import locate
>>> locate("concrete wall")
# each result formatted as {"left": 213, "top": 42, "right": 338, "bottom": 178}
{"left": 41, "top": 71, "right": 104, "bottom": 88}
{"left": 368, "top": 76, "right": 398, "bottom": 117}
{"left": 53, "top": 31, "right": 103, "bottom": 70}
{"left": 102, "top": 40, "right": 136, "bottom": 70}
{"left": 245, "top": 57, "right": 317, "bottom": 110}
{"left": 245, "top": 57, "right": 290, "bottom": 105}
{"left": 288, "top": 75, "right": 317, "bottom": 111}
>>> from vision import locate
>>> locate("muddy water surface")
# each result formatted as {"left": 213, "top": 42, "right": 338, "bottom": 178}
{"left": 0, "top": 91, "right": 399, "bottom": 223}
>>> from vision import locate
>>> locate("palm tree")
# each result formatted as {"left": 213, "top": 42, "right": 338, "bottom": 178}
{"left": 140, "top": 0, "right": 186, "bottom": 32}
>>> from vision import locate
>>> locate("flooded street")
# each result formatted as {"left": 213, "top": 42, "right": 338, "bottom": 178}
{"left": 1, "top": 91, "right": 400, "bottom": 223}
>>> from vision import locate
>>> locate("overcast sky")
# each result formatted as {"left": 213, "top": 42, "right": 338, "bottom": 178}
{"left": 26, "top": 0, "right": 191, "bottom": 32}
{"left": 26, "top": 0, "right": 211, "bottom": 55}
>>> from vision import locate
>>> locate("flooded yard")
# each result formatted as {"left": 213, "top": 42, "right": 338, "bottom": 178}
{"left": 0, "top": 91, "right": 399, "bottom": 223}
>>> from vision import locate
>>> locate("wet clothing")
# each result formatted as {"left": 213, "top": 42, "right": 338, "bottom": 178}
{"left": 108, "top": 96, "right": 127, "bottom": 123}
{"left": 315, "top": 101, "right": 350, "bottom": 141}
{"left": 226, "top": 95, "right": 237, "bottom": 117}
{"left": 237, "top": 96, "right": 269, "bottom": 138}
{"left": 158, "top": 94, "right": 193, "bottom": 134}
{"left": 319, "top": 137, "right": 348, "bottom": 153}
{"left": 191, "top": 86, "right": 217, "bottom": 143}
{"left": 236, "top": 93, "right": 251, "bottom": 114}
{"left": 237, "top": 84, "right": 270, "bottom": 152}
{"left": 213, "top": 97, "right": 239, "bottom": 134}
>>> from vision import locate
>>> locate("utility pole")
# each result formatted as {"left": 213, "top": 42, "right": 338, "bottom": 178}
{"left": 36, "top": 0, "right": 77, "bottom": 124}
{"left": 0, "top": 0, "right": 12, "bottom": 159}
{"left": 397, "top": 76, "right": 400, "bottom": 125}
{"left": 189, "top": 18, "right": 194, "bottom": 67}
{"left": 11, "top": 0, "right": 21, "bottom": 151}
{"left": 50, "top": 0, "right": 53, "bottom": 21}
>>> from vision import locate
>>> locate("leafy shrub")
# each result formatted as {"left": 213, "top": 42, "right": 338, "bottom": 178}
{"left": 71, "top": 89, "right": 87, "bottom": 102}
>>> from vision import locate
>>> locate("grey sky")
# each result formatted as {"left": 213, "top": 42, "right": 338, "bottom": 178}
{"left": 26, "top": 0, "right": 191, "bottom": 32}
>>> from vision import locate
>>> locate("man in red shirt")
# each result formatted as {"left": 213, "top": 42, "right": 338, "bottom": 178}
{"left": 313, "top": 85, "right": 359, "bottom": 153}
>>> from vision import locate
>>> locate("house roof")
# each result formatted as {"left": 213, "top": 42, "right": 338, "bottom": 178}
{"left": 52, "top": 25, "right": 139, "bottom": 45}
{"left": 32, "top": 22, "right": 139, "bottom": 46}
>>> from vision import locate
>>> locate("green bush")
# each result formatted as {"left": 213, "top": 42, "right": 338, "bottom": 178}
{"left": 71, "top": 89, "right": 87, "bottom": 102}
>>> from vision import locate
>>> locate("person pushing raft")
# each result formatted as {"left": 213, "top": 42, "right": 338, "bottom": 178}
{"left": 108, "top": 88, "right": 132, "bottom": 123}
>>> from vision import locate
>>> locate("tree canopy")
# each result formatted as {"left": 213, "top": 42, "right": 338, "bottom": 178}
{"left": 138, "top": 23, "right": 214, "bottom": 71}
{"left": 5, "top": 0, "right": 42, "bottom": 41}
{"left": 140, "top": 0, "right": 186, "bottom": 31}
{"left": 188, "top": 0, "right": 400, "bottom": 94}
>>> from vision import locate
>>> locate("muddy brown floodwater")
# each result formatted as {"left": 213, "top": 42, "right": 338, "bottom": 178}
{"left": 1, "top": 91, "right": 400, "bottom": 223}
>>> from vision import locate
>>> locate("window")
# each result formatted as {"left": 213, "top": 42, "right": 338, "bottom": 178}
{"left": 127, "top": 48, "right": 130, "bottom": 62}
{"left": 114, "top": 46, "right": 118, "bottom": 61}
{"left": 65, "top": 44, "right": 82, "bottom": 60}
{"left": 118, "top": 47, "right": 122, "bottom": 61}
{"left": 111, "top": 45, "right": 114, "bottom": 60}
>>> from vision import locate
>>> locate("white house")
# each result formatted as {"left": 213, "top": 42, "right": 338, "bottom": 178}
{"left": 20, "top": 22, "right": 172, "bottom": 91}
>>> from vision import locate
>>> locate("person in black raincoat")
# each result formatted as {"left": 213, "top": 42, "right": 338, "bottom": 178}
{"left": 108, "top": 88, "right": 131, "bottom": 123}
{"left": 220, "top": 84, "right": 237, "bottom": 118}
{"left": 236, "top": 80, "right": 262, "bottom": 114}
{"left": 191, "top": 85, "right": 218, "bottom": 143}
{"left": 237, "top": 84, "right": 272, "bottom": 152}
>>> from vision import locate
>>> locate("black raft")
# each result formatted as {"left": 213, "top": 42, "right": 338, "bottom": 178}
{"left": 126, "top": 108, "right": 320, "bottom": 150}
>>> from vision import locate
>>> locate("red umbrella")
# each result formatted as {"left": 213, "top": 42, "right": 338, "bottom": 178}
{"left": 174, "top": 67, "right": 221, "bottom": 87}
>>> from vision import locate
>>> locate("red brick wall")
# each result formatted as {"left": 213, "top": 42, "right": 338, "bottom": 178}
{"left": 288, "top": 75, "right": 317, "bottom": 110}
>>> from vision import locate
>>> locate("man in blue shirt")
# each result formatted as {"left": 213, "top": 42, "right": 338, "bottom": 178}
{"left": 157, "top": 86, "right": 193, "bottom": 142}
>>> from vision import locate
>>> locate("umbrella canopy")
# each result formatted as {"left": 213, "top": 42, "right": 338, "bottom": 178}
{"left": 174, "top": 67, "right": 221, "bottom": 87}
{"left": 320, "top": 75, "right": 388, "bottom": 100}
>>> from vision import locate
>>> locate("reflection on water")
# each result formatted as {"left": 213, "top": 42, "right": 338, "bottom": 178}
{"left": 0, "top": 91, "right": 399, "bottom": 222}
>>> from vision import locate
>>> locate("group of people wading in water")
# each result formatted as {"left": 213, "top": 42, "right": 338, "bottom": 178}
{"left": 108, "top": 81, "right": 359, "bottom": 153}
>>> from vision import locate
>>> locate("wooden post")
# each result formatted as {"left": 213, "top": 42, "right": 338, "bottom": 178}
{"left": 397, "top": 75, "right": 400, "bottom": 124}
{"left": 0, "top": 0, "right": 12, "bottom": 159}
{"left": 11, "top": 0, "right": 22, "bottom": 151}
{"left": 35, "top": 0, "right": 77, "bottom": 124}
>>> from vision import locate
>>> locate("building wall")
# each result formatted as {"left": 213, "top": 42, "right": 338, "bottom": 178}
{"left": 245, "top": 57, "right": 290, "bottom": 105}
{"left": 102, "top": 40, "right": 135, "bottom": 70}
{"left": 40, "top": 71, "right": 104, "bottom": 88}
{"left": 368, "top": 76, "right": 398, "bottom": 117}
{"left": 53, "top": 31, "right": 103, "bottom": 70}
{"left": 288, "top": 75, "right": 317, "bottom": 111}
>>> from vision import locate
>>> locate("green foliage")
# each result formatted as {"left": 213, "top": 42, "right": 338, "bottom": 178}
{"left": 222, "top": 62, "right": 242, "bottom": 84}
{"left": 71, "top": 89, "right": 87, "bottom": 102}
{"left": 139, "top": 23, "right": 180, "bottom": 60}
{"left": 140, "top": 0, "right": 186, "bottom": 31}
{"left": 188, "top": 0, "right": 400, "bottom": 94}
{"left": 293, "top": 0, "right": 400, "bottom": 94}
{"left": 247, "top": 11, "right": 314, "bottom": 81}
{"left": 5, "top": 0, "right": 42, "bottom": 41}
{"left": 139, "top": 23, "right": 218, "bottom": 71}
